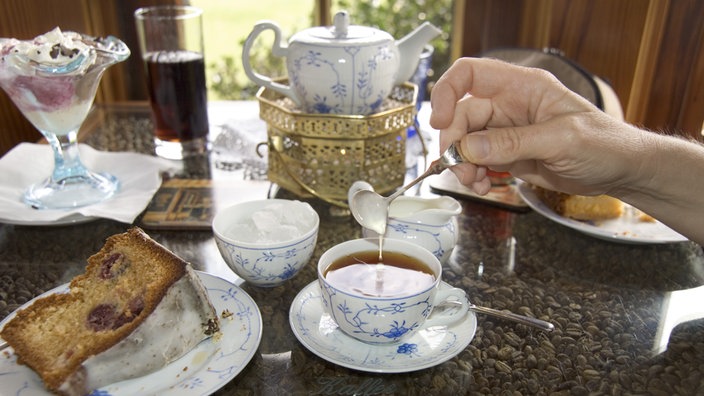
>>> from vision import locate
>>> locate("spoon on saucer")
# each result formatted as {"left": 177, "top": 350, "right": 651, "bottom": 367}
{"left": 350, "top": 143, "right": 467, "bottom": 234}
{"left": 469, "top": 304, "right": 555, "bottom": 332}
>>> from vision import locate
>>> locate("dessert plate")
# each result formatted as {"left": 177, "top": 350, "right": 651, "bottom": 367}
{"left": 0, "top": 271, "right": 262, "bottom": 396}
{"left": 517, "top": 181, "right": 687, "bottom": 244}
{"left": 289, "top": 280, "right": 477, "bottom": 373}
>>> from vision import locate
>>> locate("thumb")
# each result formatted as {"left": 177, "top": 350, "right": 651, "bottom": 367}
{"left": 458, "top": 125, "right": 549, "bottom": 166}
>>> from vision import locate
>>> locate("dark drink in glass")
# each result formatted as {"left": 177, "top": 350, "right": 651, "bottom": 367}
{"left": 144, "top": 50, "right": 209, "bottom": 158}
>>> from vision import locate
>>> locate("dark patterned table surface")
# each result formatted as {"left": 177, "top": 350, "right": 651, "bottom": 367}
{"left": 1, "top": 102, "right": 703, "bottom": 395}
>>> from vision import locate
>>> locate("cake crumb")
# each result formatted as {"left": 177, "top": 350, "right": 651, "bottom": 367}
{"left": 204, "top": 318, "right": 220, "bottom": 336}
{"left": 638, "top": 211, "right": 656, "bottom": 223}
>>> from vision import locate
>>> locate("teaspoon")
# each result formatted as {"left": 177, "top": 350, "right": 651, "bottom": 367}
{"left": 470, "top": 304, "right": 555, "bottom": 332}
{"left": 350, "top": 143, "right": 466, "bottom": 234}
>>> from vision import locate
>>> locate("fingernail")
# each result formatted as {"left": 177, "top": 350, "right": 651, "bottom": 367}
{"left": 465, "top": 134, "right": 490, "bottom": 160}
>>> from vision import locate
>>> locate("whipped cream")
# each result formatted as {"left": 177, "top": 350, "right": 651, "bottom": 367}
{"left": 0, "top": 27, "right": 95, "bottom": 76}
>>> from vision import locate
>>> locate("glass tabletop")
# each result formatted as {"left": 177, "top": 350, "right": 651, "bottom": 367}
{"left": 1, "top": 101, "right": 703, "bottom": 395}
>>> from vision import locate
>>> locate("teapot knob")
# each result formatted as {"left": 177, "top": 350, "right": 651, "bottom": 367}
{"left": 332, "top": 11, "right": 350, "bottom": 38}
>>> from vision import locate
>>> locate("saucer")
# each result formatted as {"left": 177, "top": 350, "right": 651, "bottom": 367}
{"left": 289, "top": 280, "right": 477, "bottom": 373}
{"left": 0, "top": 271, "right": 262, "bottom": 395}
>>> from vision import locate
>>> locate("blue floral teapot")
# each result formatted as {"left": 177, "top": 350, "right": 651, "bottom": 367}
{"left": 242, "top": 11, "right": 441, "bottom": 115}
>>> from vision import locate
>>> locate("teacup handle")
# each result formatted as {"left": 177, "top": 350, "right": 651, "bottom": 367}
{"left": 424, "top": 287, "right": 469, "bottom": 328}
{"left": 241, "top": 21, "right": 302, "bottom": 107}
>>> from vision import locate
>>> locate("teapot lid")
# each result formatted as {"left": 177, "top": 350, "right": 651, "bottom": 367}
{"left": 291, "top": 11, "right": 393, "bottom": 45}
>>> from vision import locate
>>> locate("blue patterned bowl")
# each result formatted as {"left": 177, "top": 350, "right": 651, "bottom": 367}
{"left": 213, "top": 199, "right": 319, "bottom": 287}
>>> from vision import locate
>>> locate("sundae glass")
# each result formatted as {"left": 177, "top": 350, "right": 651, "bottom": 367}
{"left": 0, "top": 28, "right": 130, "bottom": 209}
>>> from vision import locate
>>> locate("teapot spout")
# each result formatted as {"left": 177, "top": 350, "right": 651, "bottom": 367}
{"left": 395, "top": 22, "right": 442, "bottom": 85}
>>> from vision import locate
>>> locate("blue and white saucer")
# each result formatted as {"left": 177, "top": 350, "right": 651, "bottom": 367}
{"left": 0, "top": 271, "right": 262, "bottom": 396}
{"left": 289, "top": 280, "right": 477, "bottom": 373}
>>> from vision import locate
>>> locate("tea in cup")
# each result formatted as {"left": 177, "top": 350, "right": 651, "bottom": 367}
{"left": 317, "top": 238, "right": 469, "bottom": 344}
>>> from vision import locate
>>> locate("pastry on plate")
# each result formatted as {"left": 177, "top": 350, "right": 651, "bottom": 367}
{"left": 532, "top": 185, "right": 624, "bottom": 221}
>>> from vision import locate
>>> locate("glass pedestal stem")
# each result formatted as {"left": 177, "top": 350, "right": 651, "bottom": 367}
{"left": 23, "top": 129, "right": 120, "bottom": 210}
{"left": 46, "top": 129, "right": 87, "bottom": 180}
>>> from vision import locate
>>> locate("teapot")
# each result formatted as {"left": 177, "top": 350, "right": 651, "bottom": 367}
{"left": 242, "top": 11, "right": 441, "bottom": 115}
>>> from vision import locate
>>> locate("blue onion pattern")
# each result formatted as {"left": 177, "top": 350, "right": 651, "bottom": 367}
{"left": 215, "top": 231, "right": 317, "bottom": 287}
{"left": 289, "top": 44, "right": 394, "bottom": 115}
{"left": 322, "top": 283, "right": 433, "bottom": 343}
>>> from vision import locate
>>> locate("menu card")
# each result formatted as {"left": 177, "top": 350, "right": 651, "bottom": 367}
{"left": 139, "top": 178, "right": 271, "bottom": 229}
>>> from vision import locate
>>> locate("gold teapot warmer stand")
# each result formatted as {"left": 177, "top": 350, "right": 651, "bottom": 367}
{"left": 256, "top": 82, "right": 418, "bottom": 208}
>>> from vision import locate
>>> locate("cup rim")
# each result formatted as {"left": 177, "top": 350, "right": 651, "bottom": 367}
{"left": 134, "top": 5, "right": 203, "bottom": 20}
{"left": 317, "top": 238, "right": 442, "bottom": 299}
{"left": 212, "top": 199, "right": 320, "bottom": 248}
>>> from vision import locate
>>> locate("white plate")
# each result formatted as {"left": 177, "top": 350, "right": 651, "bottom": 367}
{"left": 289, "top": 280, "right": 477, "bottom": 373}
{"left": 516, "top": 181, "right": 687, "bottom": 244}
{"left": 0, "top": 271, "right": 262, "bottom": 395}
{"left": 0, "top": 212, "right": 97, "bottom": 226}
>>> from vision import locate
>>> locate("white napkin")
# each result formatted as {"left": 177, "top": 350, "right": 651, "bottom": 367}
{"left": 0, "top": 143, "right": 173, "bottom": 224}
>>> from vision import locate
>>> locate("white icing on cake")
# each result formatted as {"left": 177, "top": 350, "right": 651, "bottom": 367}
{"left": 58, "top": 266, "right": 217, "bottom": 395}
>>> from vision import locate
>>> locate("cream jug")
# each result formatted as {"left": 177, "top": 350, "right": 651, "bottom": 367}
{"left": 242, "top": 11, "right": 441, "bottom": 115}
{"left": 362, "top": 195, "right": 462, "bottom": 263}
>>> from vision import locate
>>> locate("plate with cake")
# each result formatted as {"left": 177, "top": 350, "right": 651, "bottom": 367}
{"left": 0, "top": 228, "right": 262, "bottom": 395}
{"left": 517, "top": 181, "right": 687, "bottom": 244}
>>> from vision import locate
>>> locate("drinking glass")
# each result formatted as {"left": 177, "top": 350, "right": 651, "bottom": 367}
{"left": 134, "top": 6, "right": 210, "bottom": 160}
{"left": 0, "top": 29, "right": 130, "bottom": 209}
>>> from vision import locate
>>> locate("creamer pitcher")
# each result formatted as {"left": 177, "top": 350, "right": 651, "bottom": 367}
{"left": 362, "top": 195, "right": 462, "bottom": 263}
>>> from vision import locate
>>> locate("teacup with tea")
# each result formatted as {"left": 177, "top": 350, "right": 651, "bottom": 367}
{"left": 317, "top": 238, "right": 469, "bottom": 344}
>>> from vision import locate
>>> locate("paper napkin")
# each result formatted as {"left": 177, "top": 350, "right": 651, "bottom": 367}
{"left": 0, "top": 143, "right": 173, "bottom": 224}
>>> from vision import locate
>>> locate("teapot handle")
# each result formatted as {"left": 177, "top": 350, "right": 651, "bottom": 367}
{"left": 241, "top": 21, "right": 301, "bottom": 106}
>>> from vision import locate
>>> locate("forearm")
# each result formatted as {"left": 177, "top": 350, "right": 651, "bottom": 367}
{"left": 615, "top": 131, "right": 704, "bottom": 245}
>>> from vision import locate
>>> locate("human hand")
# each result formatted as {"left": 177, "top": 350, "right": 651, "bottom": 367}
{"left": 429, "top": 57, "right": 645, "bottom": 197}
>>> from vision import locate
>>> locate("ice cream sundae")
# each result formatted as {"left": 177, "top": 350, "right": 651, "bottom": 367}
{"left": 0, "top": 28, "right": 130, "bottom": 209}
{"left": 0, "top": 27, "right": 128, "bottom": 134}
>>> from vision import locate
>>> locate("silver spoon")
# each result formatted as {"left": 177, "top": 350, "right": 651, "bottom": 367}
{"left": 470, "top": 304, "right": 555, "bottom": 332}
{"left": 350, "top": 143, "right": 466, "bottom": 234}
{"left": 348, "top": 145, "right": 553, "bottom": 332}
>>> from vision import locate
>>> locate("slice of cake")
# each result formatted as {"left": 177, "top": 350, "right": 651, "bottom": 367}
{"left": 0, "top": 227, "right": 219, "bottom": 396}
{"left": 533, "top": 185, "right": 624, "bottom": 221}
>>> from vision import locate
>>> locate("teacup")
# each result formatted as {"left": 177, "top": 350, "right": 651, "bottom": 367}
{"left": 317, "top": 238, "right": 469, "bottom": 344}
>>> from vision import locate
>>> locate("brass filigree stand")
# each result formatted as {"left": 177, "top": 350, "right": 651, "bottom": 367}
{"left": 257, "top": 82, "right": 418, "bottom": 208}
